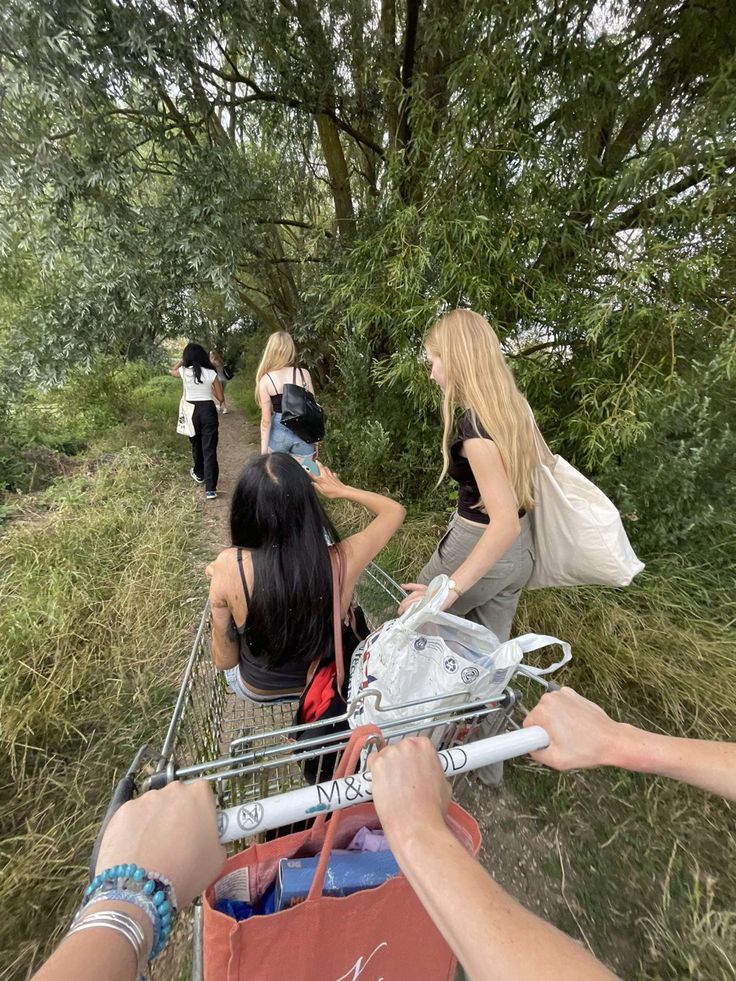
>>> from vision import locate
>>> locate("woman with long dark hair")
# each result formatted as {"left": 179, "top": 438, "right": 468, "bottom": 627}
{"left": 170, "top": 344, "right": 224, "bottom": 500}
{"left": 207, "top": 453, "right": 405, "bottom": 701}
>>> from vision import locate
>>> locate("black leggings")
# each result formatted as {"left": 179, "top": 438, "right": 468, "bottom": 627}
{"left": 189, "top": 401, "right": 219, "bottom": 491}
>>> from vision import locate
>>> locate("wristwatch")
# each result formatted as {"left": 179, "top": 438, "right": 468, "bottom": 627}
{"left": 448, "top": 579, "right": 463, "bottom": 598}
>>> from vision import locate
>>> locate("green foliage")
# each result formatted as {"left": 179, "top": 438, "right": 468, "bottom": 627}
{"left": 602, "top": 349, "right": 736, "bottom": 561}
{"left": 0, "top": 358, "right": 171, "bottom": 492}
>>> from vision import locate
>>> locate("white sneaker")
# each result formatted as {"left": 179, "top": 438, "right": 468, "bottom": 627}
{"left": 190, "top": 468, "right": 205, "bottom": 484}
{"left": 221, "top": 406, "right": 229, "bottom": 414}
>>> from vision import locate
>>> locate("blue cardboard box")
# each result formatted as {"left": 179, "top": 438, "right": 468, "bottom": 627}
{"left": 275, "top": 850, "right": 401, "bottom": 911}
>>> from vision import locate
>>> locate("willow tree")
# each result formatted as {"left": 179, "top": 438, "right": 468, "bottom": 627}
{"left": 1, "top": 0, "right": 735, "bottom": 546}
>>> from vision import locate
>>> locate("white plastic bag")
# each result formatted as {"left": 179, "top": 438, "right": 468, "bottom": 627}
{"left": 527, "top": 416, "right": 644, "bottom": 589}
{"left": 348, "top": 576, "right": 571, "bottom": 737}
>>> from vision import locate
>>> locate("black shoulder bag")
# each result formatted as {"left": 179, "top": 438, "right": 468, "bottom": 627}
{"left": 280, "top": 367, "right": 325, "bottom": 443}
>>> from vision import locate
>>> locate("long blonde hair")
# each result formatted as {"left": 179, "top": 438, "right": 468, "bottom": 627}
{"left": 209, "top": 349, "right": 224, "bottom": 370}
{"left": 254, "top": 331, "right": 297, "bottom": 401}
{"left": 425, "top": 309, "right": 537, "bottom": 511}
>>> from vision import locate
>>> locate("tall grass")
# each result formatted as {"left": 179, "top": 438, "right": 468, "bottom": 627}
{"left": 0, "top": 371, "right": 207, "bottom": 978}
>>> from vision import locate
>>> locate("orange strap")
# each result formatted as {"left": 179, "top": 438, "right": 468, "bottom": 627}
{"left": 307, "top": 724, "right": 385, "bottom": 900}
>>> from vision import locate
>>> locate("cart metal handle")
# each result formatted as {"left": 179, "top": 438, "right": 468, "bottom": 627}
{"left": 211, "top": 726, "right": 549, "bottom": 844}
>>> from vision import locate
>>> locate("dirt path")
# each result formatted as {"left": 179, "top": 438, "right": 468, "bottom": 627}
{"left": 200, "top": 398, "right": 259, "bottom": 553}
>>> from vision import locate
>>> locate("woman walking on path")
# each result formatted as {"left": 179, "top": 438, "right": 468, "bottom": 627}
{"left": 209, "top": 349, "right": 229, "bottom": 414}
{"left": 207, "top": 453, "right": 405, "bottom": 702}
{"left": 399, "top": 309, "right": 537, "bottom": 645}
{"left": 255, "top": 331, "right": 318, "bottom": 461}
{"left": 170, "top": 344, "right": 224, "bottom": 501}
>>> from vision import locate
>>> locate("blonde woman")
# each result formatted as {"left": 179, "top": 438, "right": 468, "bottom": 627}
{"left": 255, "top": 331, "right": 318, "bottom": 461}
{"left": 209, "top": 350, "right": 229, "bottom": 414}
{"left": 400, "top": 310, "right": 537, "bottom": 644}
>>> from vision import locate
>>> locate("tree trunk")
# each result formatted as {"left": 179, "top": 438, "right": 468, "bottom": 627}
{"left": 316, "top": 113, "right": 356, "bottom": 237}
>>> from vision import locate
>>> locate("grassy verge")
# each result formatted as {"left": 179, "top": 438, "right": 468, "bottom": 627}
{"left": 329, "top": 501, "right": 736, "bottom": 979}
{"left": 0, "top": 372, "right": 208, "bottom": 977}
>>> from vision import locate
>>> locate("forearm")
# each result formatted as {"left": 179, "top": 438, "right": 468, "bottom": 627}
{"left": 391, "top": 824, "right": 614, "bottom": 981}
{"left": 610, "top": 725, "right": 736, "bottom": 800}
{"left": 341, "top": 485, "right": 403, "bottom": 518}
{"left": 260, "top": 421, "right": 271, "bottom": 453}
{"left": 451, "top": 515, "right": 519, "bottom": 593}
{"left": 33, "top": 900, "right": 153, "bottom": 981}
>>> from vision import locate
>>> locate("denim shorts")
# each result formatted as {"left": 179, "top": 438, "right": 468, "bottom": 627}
{"left": 268, "top": 412, "right": 316, "bottom": 458}
{"left": 223, "top": 666, "right": 301, "bottom": 704}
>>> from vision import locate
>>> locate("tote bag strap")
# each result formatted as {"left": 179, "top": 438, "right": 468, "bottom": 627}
{"left": 527, "top": 405, "right": 555, "bottom": 468}
{"left": 307, "top": 724, "right": 385, "bottom": 900}
{"left": 330, "top": 550, "right": 345, "bottom": 692}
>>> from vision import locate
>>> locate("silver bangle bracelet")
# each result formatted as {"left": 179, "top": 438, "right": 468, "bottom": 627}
{"left": 68, "top": 909, "right": 146, "bottom": 974}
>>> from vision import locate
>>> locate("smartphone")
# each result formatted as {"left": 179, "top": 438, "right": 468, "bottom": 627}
{"left": 301, "top": 458, "right": 320, "bottom": 476}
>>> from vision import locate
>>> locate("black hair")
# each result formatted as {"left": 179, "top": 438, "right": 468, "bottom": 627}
{"left": 230, "top": 453, "right": 342, "bottom": 670}
{"left": 182, "top": 343, "right": 214, "bottom": 383}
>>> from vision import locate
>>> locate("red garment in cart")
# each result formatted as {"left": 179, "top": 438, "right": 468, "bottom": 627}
{"left": 299, "top": 661, "right": 337, "bottom": 723}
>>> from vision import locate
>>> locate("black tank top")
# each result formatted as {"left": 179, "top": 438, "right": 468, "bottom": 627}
{"left": 266, "top": 369, "right": 308, "bottom": 415}
{"left": 229, "top": 549, "right": 308, "bottom": 692}
{"left": 448, "top": 411, "right": 526, "bottom": 524}
{"left": 229, "top": 548, "right": 366, "bottom": 693}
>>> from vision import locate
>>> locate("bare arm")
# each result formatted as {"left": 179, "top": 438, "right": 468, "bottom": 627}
{"left": 310, "top": 466, "right": 405, "bottom": 603}
{"left": 213, "top": 378, "right": 224, "bottom": 404}
{"left": 169, "top": 362, "right": 182, "bottom": 378}
{"left": 259, "top": 380, "right": 272, "bottom": 454}
{"left": 208, "top": 555, "right": 240, "bottom": 670}
{"left": 524, "top": 687, "right": 736, "bottom": 800}
{"left": 33, "top": 782, "right": 225, "bottom": 981}
{"left": 368, "top": 739, "right": 617, "bottom": 981}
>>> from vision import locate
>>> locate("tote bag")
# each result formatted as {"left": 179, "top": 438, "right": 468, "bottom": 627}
{"left": 527, "top": 415, "right": 644, "bottom": 588}
{"left": 176, "top": 396, "right": 195, "bottom": 437}
{"left": 203, "top": 727, "right": 481, "bottom": 981}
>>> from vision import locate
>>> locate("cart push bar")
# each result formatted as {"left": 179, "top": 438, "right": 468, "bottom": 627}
{"left": 210, "top": 726, "right": 549, "bottom": 845}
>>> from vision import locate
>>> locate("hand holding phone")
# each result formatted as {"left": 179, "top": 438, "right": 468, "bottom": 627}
{"left": 301, "top": 458, "right": 320, "bottom": 476}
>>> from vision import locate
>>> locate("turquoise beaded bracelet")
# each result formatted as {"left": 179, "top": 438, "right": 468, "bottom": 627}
{"left": 82, "top": 864, "right": 176, "bottom": 960}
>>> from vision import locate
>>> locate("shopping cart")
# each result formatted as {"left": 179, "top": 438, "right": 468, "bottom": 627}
{"left": 97, "top": 562, "right": 554, "bottom": 979}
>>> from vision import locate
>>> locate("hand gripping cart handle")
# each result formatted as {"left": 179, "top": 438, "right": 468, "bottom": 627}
{"left": 213, "top": 725, "right": 550, "bottom": 843}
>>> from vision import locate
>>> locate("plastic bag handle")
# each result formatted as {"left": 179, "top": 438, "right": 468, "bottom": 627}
{"left": 398, "top": 574, "right": 452, "bottom": 630}
{"left": 307, "top": 724, "right": 384, "bottom": 900}
{"left": 514, "top": 634, "right": 572, "bottom": 675}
